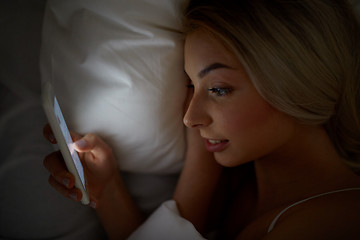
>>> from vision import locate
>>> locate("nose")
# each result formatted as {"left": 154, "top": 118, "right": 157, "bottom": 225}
{"left": 183, "top": 94, "right": 211, "bottom": 128}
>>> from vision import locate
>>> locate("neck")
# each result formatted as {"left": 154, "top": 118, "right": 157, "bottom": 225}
{"left": 253, "top": 124, "right": 359, "bottom": 215}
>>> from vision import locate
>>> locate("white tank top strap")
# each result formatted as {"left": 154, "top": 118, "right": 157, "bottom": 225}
{"left": 267, "top": 187, "right": 360, "bottom": 233}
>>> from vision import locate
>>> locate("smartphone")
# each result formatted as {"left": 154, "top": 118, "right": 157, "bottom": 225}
{"left": 42, "top": 82, "right": 90, "bottom": 205}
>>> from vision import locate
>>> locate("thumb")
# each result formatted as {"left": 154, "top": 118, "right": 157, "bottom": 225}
{"left": 73, "top": 134, "right": 113, "bottom": 164}
{"left": 73, "top": 138, "right": 90, "bottom": 152}
{"left": 73, "top": 134, "right": 117, "bottom": 183}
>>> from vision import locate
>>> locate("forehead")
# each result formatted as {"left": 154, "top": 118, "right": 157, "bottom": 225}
{"left": 184, "top": 30, "right": 239, "bottom": 74}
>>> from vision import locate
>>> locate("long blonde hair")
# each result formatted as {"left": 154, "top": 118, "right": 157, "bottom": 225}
{"left": 184, "top": 0, "right": 360, "bottom": 172}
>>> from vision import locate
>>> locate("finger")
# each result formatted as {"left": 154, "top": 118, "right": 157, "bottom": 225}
{"left": 43, "top": 151, "right": 75, "bottom": 189}
{"left": 70, "top": 131, "right": 83, "bottom": 142}
{"left": 43, "top": 124, "right": 56, "bottom": 144}
{"left": 48, "top": 176, "right": 82, "bottom": 202}
{"left": 88, "top": 198, "right": 97, "bottom": 209}
{"left": 73, "top": 133, "right": 113, "bottom": 161}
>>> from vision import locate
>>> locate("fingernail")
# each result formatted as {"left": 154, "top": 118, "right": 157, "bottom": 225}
{"left": 75, "top": 139, "right": 87, "bottom": 149}
{"left": 62, "top": 178, "right": 70, "bottom": 188}
{"left": 49, "top": 133, "right": 55, "bottom": 143}
{"left": 69, "top": 192, "right": 78, "bottom": 201}
{"left": 89, "top": 201, "right": 97, "bottom": 209}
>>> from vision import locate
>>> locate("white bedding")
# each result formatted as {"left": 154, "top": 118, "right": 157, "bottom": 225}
{"left": 129, "top": 200, "right": 205, "bottom": 240}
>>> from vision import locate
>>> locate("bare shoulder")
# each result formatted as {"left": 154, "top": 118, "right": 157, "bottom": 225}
{"left": 264, "top": 189, "right": 360, "bottom": 240}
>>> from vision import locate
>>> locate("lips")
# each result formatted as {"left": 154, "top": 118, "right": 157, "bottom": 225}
{"left": 205, "top": 139, "right": 229, "bottom": 152}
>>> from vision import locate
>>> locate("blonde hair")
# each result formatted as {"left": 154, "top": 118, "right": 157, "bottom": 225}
{"left": 184, "top": 0, "right": 360, "bottom": 172}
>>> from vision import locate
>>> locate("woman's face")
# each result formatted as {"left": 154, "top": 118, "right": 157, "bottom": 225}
{"left": 184, "top": 30, "right": 297, "bottom": 167}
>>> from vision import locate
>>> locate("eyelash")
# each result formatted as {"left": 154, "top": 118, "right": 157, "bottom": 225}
{"left": 208, "top": 87, "right": 232, "bottom": 97}
{"left": 186, "top": 84, "right": 232, "bottom": 97}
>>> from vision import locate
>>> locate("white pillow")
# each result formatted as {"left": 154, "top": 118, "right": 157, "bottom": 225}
{"left": 40, "top": 0, "right": 187, "bottom": 174}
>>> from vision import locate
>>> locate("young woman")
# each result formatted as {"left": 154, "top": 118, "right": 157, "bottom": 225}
{"left": 43, "top": 0, "right": 360, "bottom": 239}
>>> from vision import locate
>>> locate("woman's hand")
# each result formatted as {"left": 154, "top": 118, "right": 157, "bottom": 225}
{"left": 43, "top": 124, "right": 118, "bottom": 208}
{"left": 173, "top": 127, "right": 223, "bottom": 234}
{"left": 43, "top": 124, "right": 144, "bottom": 239}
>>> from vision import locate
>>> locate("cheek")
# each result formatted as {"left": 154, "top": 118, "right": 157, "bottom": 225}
{"left": 224, "top": 98, "right": 277, "bottom": 134}
{"left": 215, "top": 103, "right": 286, "bottom": 166}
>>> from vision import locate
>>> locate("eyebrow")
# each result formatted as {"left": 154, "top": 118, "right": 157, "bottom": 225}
{"left": 198, "top": 63, "right": 232, "bottom": 78}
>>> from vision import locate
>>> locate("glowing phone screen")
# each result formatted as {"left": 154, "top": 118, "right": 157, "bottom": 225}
{"left": 53, "top": 96, "right": 86, "bottom": 190}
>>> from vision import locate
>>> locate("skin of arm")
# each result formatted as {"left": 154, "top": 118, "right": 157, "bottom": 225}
{"left": 94, "top": 171, "right": 144, "bottom": 240}
{"left": 173, "top": 127, "right": 223, "bottom": 234}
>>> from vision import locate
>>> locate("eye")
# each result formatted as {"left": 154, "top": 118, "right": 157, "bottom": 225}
{"left": 208, "top": 87, "right": 232, "bottom": 97}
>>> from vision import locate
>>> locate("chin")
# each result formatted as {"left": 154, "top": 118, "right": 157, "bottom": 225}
{"left": 214, "top": 152, "right": 245, "bottom": 167}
